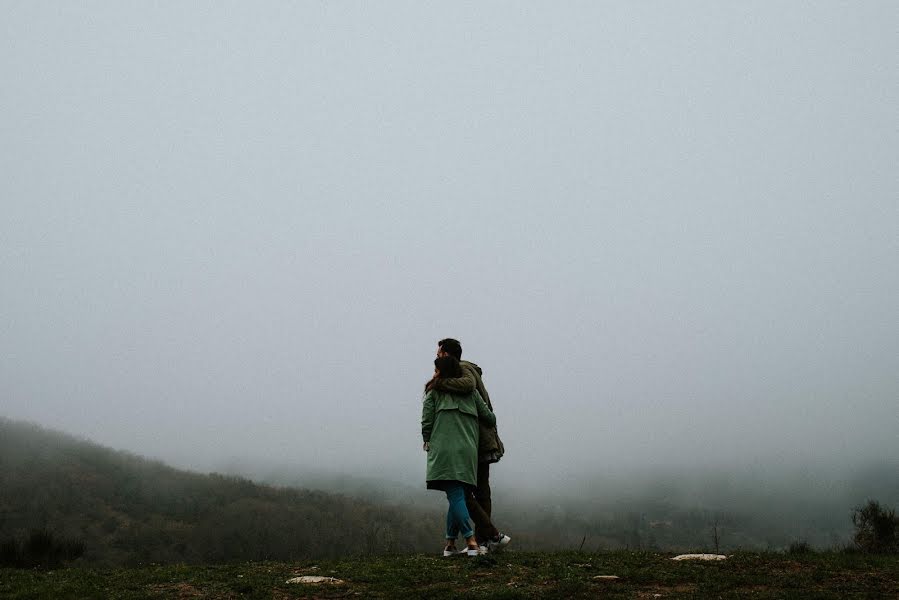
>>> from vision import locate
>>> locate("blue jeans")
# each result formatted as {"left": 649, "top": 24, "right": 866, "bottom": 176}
{"left": 444, "top": 483, "right": 474, "bottom": 540}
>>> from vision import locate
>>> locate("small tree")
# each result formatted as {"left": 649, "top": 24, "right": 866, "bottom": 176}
{"left": 852, "top": 500, "right": 898, "bottom": 554}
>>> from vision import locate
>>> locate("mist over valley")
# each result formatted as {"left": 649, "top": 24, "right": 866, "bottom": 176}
{"left": 1, "top": 2, "right": 896, "bottom": 583}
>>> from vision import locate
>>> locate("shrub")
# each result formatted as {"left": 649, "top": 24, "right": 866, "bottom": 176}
{"left": 0, "top": 538, "right": 21, "bottom": 566}
{"left": 787, "top": 540, "right": 812, "bottom": 554}
{"left": 0, "top": 530, "right": 86, "bottom": 568}
{"left": 851, "top": 500, "right": 898, "bottom": 554}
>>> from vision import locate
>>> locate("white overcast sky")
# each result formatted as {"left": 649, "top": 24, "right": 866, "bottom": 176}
{"left": 2, "top": 2, "right": 896, "bottom": 487}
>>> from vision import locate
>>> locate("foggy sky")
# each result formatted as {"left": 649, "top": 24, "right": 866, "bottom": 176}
{"left": 2, "top": 2, "right": 896, "bottom": 489}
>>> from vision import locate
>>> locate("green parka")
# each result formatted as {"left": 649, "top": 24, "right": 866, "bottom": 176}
{"left": 421, "top": 389, "right": 495, "bottom": 489}
{"left": 431, "top": 360, "right": 505, "bottom": 462}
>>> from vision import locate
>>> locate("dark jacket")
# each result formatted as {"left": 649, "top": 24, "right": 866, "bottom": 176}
{"left": 432, "top": 360, "right": 504, "bottom": 462}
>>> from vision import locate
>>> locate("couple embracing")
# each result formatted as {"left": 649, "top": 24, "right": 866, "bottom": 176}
{"left": 421, "top": 338, "right": 511, "bottom": 557}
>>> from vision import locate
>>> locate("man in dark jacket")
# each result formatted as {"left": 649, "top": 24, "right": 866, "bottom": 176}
{"left": 429, "top": 338, "right": 510, "bottom": 552}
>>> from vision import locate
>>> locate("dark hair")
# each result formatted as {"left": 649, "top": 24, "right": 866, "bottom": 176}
{"left": 434, "top": 355, "right": 463, "bottom": 379}
{"left": 438, "top": 338, "right": 462, "bottom": 359}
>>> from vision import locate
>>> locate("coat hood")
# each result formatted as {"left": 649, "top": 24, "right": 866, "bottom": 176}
{"left": 461, "top": 360, "right": 482, "bottom": 376}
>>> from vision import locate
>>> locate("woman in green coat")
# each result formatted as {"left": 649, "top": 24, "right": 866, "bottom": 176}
{"left": 421, "top": 355, "right": 496, "bottom": 556}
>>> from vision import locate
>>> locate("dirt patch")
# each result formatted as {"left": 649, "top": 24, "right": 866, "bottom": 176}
{"left": 146, "top": 583, "right": 207, "bottom": 599}
{"left": 780, "top": 560, "right": 805, "bottom": 572}
{"left": 733, "top": 584, "right": 772, "bottom": 593}
{"left": 635, "top": 583, "right": 698, "bottom": 597}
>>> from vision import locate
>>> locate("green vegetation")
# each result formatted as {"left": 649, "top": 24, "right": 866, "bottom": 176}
{"left": 0, "top": 530, "right": 85, "bottom": 568}
{"left": 2, "top": 550, "right": 898, "bottom": 599}
{"left": 3, "top": 416, "right": 897, "bottom": 572}
{"left": 852, "top": 499, "right": 898, "bottom": 553}
{"left": 0, "top": 418, "right": 439, "bottom": 565}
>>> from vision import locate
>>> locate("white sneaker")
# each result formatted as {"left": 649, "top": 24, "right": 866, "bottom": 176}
{"left": 487, "top": 533, "right": 511, "bottom": 553}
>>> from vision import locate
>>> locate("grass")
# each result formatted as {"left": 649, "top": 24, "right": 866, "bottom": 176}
{"left": 1, "top": 550, "right": 897, "bottom": 599}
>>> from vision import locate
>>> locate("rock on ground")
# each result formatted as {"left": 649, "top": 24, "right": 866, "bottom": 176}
{"left": 286, "top": 576, "right": 345, "bottom": 584}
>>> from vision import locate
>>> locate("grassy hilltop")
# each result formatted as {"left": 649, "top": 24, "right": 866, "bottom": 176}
{"left": 3, "top": 550, "right": 898, "bottom": 599}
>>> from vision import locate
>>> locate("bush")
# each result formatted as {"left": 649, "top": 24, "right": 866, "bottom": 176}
{"left": 787, "top": 540, "right": 812, "bottom": 554}
{"left": 0, "top": 538, "right": 21, "bottom": 566}
{"left": 851, "top": 500, "right": 898, "bottom": 554}
{"left": 0, "top": 530, "right": 86, "bottom": 568}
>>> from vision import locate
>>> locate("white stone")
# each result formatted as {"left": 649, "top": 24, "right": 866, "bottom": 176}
{"left": 671, "top": 554, "right": 728, "bottom": 561}
{"left": 286, "top": 576, "right": 345, "bottom": 584}
{"left": 593, "top": 575, "right": 620, "bottom": 580}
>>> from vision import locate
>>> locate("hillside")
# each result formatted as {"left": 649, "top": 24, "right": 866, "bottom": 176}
{"left": 3, "top": 416, "right": 896, "bottom": 568}
{"left": 0, "top": 418, "right": 437, "bottom": 565}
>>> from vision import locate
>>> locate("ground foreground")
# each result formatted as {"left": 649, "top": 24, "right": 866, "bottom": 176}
{"left": 2, "top": 551, "right": 898, "bottom": 599}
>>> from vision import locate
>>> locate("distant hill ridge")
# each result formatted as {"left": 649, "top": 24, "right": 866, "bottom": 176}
{"left": 0, "top": 418, "right": 435, "bottom": 565}
{"left": 4, "top": 417, "right": 896, "bottom": 563}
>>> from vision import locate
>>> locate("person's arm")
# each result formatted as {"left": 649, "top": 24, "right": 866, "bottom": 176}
{"left": 473, "top": 390, "right": 496, "bottom": 427}
{"left": 421, "top": 392, "right": 436, "bottom": 448}
{"left": 431, "top": 369, "right": 477, "bottom": 394}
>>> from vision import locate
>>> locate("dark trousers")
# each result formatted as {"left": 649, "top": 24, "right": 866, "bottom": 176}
{"left": 465, "top": 461, "right": 499, "bottom": 543}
